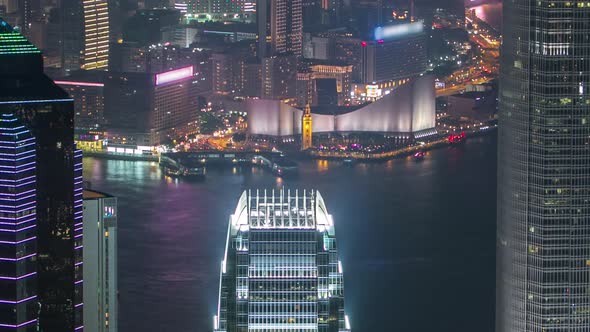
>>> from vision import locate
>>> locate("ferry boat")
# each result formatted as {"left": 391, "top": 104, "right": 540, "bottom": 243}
{"left": 163, "top": 165, "right": 205, "bottom": 179}
{"left": 160, "top": 154, "right": 205, "bottom": 180}
{"left": 180, "top": 167, "right": 205, "bottom": 180}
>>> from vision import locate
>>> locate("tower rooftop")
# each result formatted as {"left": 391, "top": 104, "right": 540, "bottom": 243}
{"left": 0, "top": 18, "right": 41, "bottom": 55}
{"left": 231, "top": 189, "right": 334, "bottom": 232}
{"left": 0, "top": 18, "right": 69, "bottom": 102}
{"left": 0, "top": 17, "right": 45, "bottom": 78}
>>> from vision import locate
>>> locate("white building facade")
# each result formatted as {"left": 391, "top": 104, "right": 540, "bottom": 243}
{"left": 83, "top": 190, "right": 118, "bottom": 332}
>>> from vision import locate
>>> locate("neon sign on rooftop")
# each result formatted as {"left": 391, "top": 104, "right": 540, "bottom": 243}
{"left": 374, "top": 20, "right": 424, "bottom": 41}
{"left": 155, "top": 66, "right": 194, "bottom": 86}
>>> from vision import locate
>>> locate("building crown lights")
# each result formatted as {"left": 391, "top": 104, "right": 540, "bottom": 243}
{"left": 0, "top": 19, "right": 41, "bottom": 55}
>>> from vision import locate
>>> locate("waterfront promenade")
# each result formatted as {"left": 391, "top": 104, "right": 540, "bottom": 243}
{"left": 82, "top": 126, "right": 496, "bottom": 163}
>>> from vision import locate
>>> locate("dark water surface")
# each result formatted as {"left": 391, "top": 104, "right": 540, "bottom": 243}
{"left": 82, "top": 132, "right": 498, "bottom": 332}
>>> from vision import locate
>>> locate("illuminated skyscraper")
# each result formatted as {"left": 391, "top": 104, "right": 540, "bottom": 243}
{"left": 261, "top": 54, "right": 297, "bottom": 100}
{"left": 0, "top": 112, "right": 37, "bottom": 332}
{"left": 18, "top": 0, "right": 31, "bottom": 37}
{"left": 257, "top": 0, "right": 302, "bottom": 58}
{"left": 55, "top": 72, "right": 106, "bottom": 131}
{"left": 82, "top": 0, "right": 110, "bottom": 70}
{"left": 214, "top": 189, "right": 351, "bottom": 332}
{"left": 83, "top": 190, "right": 118, "bottom": 332}
{"left": 496, "top": 2, "right": 590, "bottom": 332}
{"left": 0, "top": 18, "right": 83, "bottom": 331}
{"left": 360, "top": 21, "right": 427, "bottom": 86}
{"left": 44, "top": 0, "right": 84, "bottom": 75}
{"left": 104, "top": 65, "right": 200, "bottom": 151}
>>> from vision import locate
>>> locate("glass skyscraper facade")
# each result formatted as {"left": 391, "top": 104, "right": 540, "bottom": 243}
{"left": 0, "top": 18, "right": 84, "bottom": 331}
{"left": 0, "top": 113, "right": 37, "bottom": 332}
{"left": 214, "top": 189, "right": 351, "bottom": 332}
{"left": 497, "top": 1, "right": 590, "bottom": 332}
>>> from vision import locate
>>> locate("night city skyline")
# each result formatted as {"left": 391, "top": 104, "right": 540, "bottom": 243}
{"left": 0, "top": 0, "right": 588, "bottom": 331}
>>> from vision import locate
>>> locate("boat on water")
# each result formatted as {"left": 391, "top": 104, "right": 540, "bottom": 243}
{"left": 272, "top": 158, "right": 298, "bottom": 177}
{"left": 180, "top": 167, "right": 205, "bottom": 180}
{"left": 413, "top": 151, "right": 426, "bottom": 160}
{"left": 164, "top": 167, "right": 181, "bottom": 177}
{"left": 162, "top": 165, "right": 205, "bottom": 180}
{"left": 343, "top": 158, "right": 354, "bottom": 164}
{"left": 448, "top": 132, "right": 466, "bottom": 144}
{"left": 160, "top": 154, "right": 205, "bottom": 180}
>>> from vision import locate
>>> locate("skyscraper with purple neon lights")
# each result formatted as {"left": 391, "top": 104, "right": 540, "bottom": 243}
{"left": 0, "top": 18, "right": 83, "bottom": 331}
{"left": 0, "top": 112, "right": 37, "bottom": 332}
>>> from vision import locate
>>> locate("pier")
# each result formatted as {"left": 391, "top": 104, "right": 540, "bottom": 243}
{"left": 159, "top": 150, "right": 298, "bottom": 177}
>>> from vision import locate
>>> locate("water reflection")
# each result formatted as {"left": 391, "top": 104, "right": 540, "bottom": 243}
{"left": 316, "top": 159, "right": 329, "bottom": 172}
{"left": 471, "top": 3, "right": 502, "bottom": 30}
{"left": 385, "top": 159, "right": 394, "bottom": 170}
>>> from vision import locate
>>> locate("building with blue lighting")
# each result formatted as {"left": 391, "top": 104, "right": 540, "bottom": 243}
{"left": 214, "top": 189, "right": 351, "bottom": 332}
{"left": 0, "top": 18, "right": 83, "bottom": 331}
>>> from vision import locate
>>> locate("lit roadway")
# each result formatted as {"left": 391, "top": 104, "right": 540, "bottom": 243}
{"left": 310, "top": 139, "right": 449, "bottom": 159}
{"left": 436, "top": 77, "right": 495, "bottom": 97}
{"left": 436, "top": 32, "right": 499, "bottom": 96}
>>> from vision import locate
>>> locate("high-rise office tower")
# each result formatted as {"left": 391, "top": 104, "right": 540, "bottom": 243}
{"left": 360, "top": 21, "right": 427, "bottom": 86}
{"left": 214, "top": 189, "right": 351, "bottom": 332}
{"left": 0, "top": 0, "right": 17, "bottom": 13}
{"left": 55, "top": 72, "right": 106, "bottom": 131}
{"left": 212, "top": 52, "right": 236, "bottom": 94}
{"left": 103, "top": 65, "right": 201, "bottom": 151}
{"left": 82, "top": 0, "right": 110, "bottom": 70}
{"left": 0, "top": 112, "right": 37, "bottom": 332}
{"left": 302, "top": 0, "right": 342, "bottom": 27}
{"left": 256, "top": 0, "right": 302, "bottom": 58}
{"left": 177, "top": 0, "right": 248, "bottom": 14}
{"left": 302, "top": 0, "right": 320, "bottom": 27}
{"left": 45, "top": 1, "right": 84, "bottom": 76}
{"left": 496, "top": 2, "right": 590, "bottom": 332}
{"left": 83, "top": 189, "right": 118, "bottom": 332}
{"left": 319, "top": 0, "right": 341, "bottom": 25}
{"left": 18, "top": 0, "right": 32, "bottom": 37}
{"left": 261, "top": 53, "right": 297, "bottom": 100}
{"left": 353, "top": 0, "right": 383, "bottom": 37}
{"left": 0, "top": 18, "right": 83, "bottom": 331}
